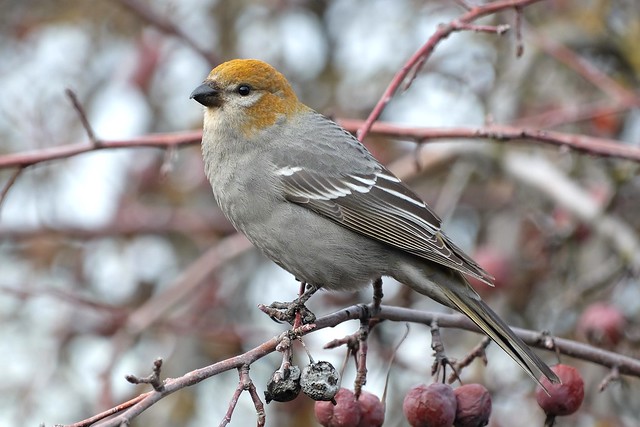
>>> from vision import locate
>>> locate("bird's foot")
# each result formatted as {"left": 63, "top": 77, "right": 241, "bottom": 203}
{"left": 261, "top": 284, "right": 318, "bottom": 326}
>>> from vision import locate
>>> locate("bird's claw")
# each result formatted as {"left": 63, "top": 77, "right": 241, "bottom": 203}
{"left": 266, "top": 299, "right": 316, "bottom": 325}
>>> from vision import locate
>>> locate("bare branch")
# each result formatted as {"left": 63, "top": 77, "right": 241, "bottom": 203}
{"left": 125, "top": 358, "right": 165, "bottom": 392}
{"left": 65, "top": 89, "right": 100, "bottom": 146}
{"left": 514, "top": 6, "right": 524, "bottom": 56}
{"left": 60, "top": 304, "right": 640, "bottom": 427}
{"left": 357, "top": 0, "right": 547, "bottom": 141}
{"left": 0, "top": 131, "right": 202, "bottom": 169}
{"left": 531, "top": 28, "right": 640, "bottom": 106}
{"left": 3, "top": 117, "right": 640, "bottom": 175}
{"left": 339, "top": 119, "right": 640, "bottom": 162}
{"left": 0, "top": 167, "right": 22, "bottom": 210}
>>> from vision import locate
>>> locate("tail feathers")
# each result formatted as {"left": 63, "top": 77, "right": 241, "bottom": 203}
{"left": 442, "top": 285, "right": 560, "bottom": 387}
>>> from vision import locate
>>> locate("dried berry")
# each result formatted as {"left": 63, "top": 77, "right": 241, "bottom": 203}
{"left": 536, "top": 364, "right": 584, "bottom": 417}
{"left": 300, "top": 361, "right": 340, "bottom": 401}
{"left": 577, "top": 303, "right": 625, "bottom": 348}
{"left": 264, "top": 365, "right": 301, "bottom": 403}
{"left": 453, "top": 384, "right": 492, "bottom": 427}
{"left": 315, "top": 388, "right": 361, "bottom": 427}
{"left": 357, "top": 390, "right": 385, "bottom": 427}
{"left": 403, "top": 383, "right": 457, "bottom": 427}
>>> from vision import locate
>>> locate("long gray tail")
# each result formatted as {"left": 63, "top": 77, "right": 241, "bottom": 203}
{"left": 395, "top": 261, "right": 560, "bottom": 387}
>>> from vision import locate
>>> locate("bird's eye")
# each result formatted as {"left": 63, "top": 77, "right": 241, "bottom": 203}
{"left": 237, "top": 85, "right": 251, "bottom": 96}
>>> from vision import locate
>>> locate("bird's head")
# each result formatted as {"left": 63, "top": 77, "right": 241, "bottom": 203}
{"left": 190, "top": 59, "right": 304, "bottom": 137}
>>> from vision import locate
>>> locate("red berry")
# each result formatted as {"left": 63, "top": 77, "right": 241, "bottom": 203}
{"left": 577, "top": 303, "right": 625, "bottom": 348}
{"left": 403, "top": 383, "right": 457, "bottom": 427}
{"left": 357, "top": 391, "right": 385, "bottom": 427}
{"left": 453, "top": 384, "right": 492, "bottom": 427}
{"left": 315, "top": 388, "right": 361, "bottom": 427}
{"left": 536, "top": 364, "right": 584, "bottom": 417}
{"left": 467, "top": 246, "right": 511, "bottom": 293}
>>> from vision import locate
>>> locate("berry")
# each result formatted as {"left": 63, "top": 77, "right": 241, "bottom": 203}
{"left": 356, "top": 391, "right": 385, "bottom": 427}
{"left": 577, "top": 303, "right": 625, "bottom": 348}
{"left": 300, "top": 361, "right": 340, "bottom": 401}
{"left": 536, "top": 364, "right": 584, "bottom": 417}
{"left": 264, "top": 365, "right": 301, "bottom": 403}
{"left": 315, "top": 388, "right": 361, "bottom": 427}
{"left": 403, "top": 383, "right": 457, "bottom": 427}
{"left": 453, "top": 384, "right": 492, "bottom": 427}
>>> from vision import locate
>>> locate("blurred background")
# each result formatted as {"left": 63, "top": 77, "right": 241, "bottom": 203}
{"left": 1, "top": 0, "right": 640, "bottom": 426}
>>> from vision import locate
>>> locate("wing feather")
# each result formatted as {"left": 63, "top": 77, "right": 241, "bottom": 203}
{"left": 281, "top": 166, "right": 493, "bottom": 284}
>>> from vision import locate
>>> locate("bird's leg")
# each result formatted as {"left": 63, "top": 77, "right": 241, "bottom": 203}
{"left": 372, "top": 277, "right": 384, "bottom": 315}
{"left": 263, "top": 282, "right": 318, "bottom": 325}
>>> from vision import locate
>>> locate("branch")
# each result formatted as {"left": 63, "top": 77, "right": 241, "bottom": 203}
{"left": 115, "top": 0, "right": 217, "bottom": 65}
{"left": 3, "top": 118, "right": 640, "bottom": 174}
{"left": 340, "top": 119, "right": 640, "bottom": 162}
{"left": 65, "top": 89, "right": 100, "bottom": 146}
{"left": 0, "top": 167, "right": 22, "bottom": 209}
{"left": 57, "top": 304, "right": 640, "bottom": 427}
{"left": 0, "top": 130, "right": 201, "bottom": 168}
{"left": 357, "top": 0, "right": 546, "bottom": 141}
{"left": 530, "top": 27, "right": 640, "bottom": 106}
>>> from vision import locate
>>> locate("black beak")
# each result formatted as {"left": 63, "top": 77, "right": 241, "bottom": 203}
{"left": 190, "top": 83, "right": 221, "bottom": 107}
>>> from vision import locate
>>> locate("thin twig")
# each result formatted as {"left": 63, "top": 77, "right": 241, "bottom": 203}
{"left": 514, "top": 6, "right": 524, "bottom": 56}
{"left": 65, "top": 89, "right": 100, "bottom": 146}
{"left": 125, "top": 358, "right": 164, "bottom": 392}
{"left": 357, "top": 0, "right": 546, "bottom": 141}
{"left": 0, "top": 167, "right": 22, "bottom": 210}
{"left": 219, "top": 374, "right": 245, "bottom": 427}
{"left": 531, "top": 27, "right": 640, "bottom": 106}
{"left": 57, "top": 393, "right": 150, "bottom": 427}
{"left": 454, "top": 23, "right": 511, "bottom": 34}
{"left": 598, "top": 366, "right": 621, "bottom": 392}
{"left": 448, "top": 337, "right": 491, "bottom": 384}
{"left": 115, "top": 0, "right": 217, "bottom": 65}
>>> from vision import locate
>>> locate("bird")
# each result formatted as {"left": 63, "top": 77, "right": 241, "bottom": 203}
{"left": 190, "top": 58, "right": 559, "bottom": 386}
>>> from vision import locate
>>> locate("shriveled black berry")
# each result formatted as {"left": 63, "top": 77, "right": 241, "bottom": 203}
{"left": 264, "top": 365, "right": 301, "bottom": 403}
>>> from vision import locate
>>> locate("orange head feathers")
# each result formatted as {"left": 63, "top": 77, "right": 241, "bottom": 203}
{"left": 191, "top": 59, "right": 304, "bottom": 136}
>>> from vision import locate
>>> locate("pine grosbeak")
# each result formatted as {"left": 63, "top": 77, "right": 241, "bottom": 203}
{"left": 191, "top": 59, "right": 559, "bottom": 386}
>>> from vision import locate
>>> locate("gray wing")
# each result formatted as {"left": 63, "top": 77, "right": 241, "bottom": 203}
{"left": 276, "top": 121, "right": 493, "bottom": 284}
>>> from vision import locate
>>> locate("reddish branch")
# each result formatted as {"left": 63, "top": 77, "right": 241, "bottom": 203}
{"left": 513, "top": 99, "right": 632, "bottom": 129}
{"left": 356, "top": 0, "right": 546, "bottom": 141}
{"left": 0, "top": 131, "right": 201, "bottom": 168}
{"left": 339, "top": 120, "right": 640, "bottom": 162}
{"left": 2, "top": 121, "right": 639, "bottom": 172}
{"left": 58, "top": 304, "right": 640, "bottom": 427}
